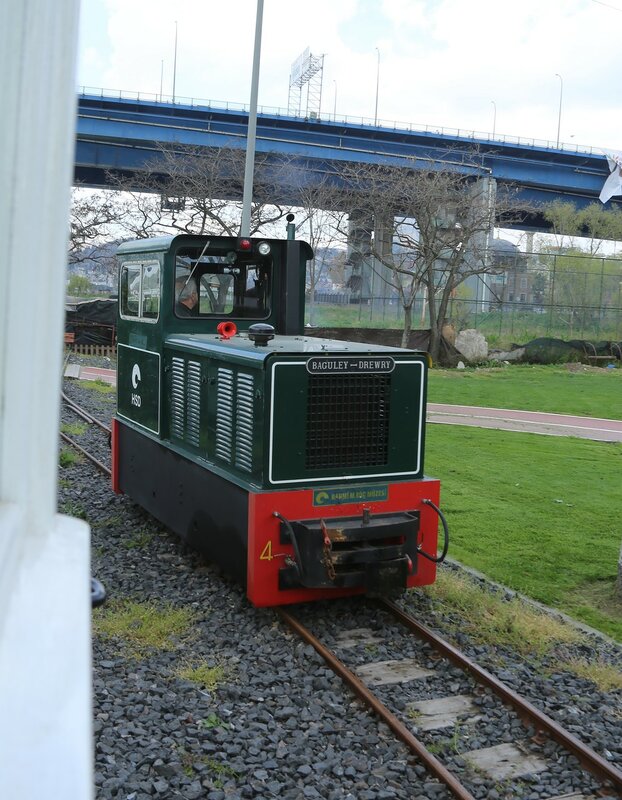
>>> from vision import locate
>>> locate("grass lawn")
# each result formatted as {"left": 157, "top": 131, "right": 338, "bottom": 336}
{"left": 425, "top": 365, "right": 622, "bottom": 640}
{"left": 428, "top": 364, "right": 622, "bottom": 420}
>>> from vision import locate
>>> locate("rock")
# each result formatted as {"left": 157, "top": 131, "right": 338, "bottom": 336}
{"left": 455, "top": 329, "right": 488, "bottom": 362}
{"left": 489, "top": 347, "right": 525, "bottom": 362}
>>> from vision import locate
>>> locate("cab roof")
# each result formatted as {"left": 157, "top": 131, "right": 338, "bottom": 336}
{"left": 116, "top": 235, "right": 181, "bottom": 256}
{"left": 116, "top": 234, "right": 313, "bottom": 258}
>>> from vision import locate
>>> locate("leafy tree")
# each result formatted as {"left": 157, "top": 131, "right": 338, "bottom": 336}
{"left": 536, "top": 245, "right": 622, "bottom": 336}
{"left": 533, "top": 201, "right": 622, "bottom": 336}
{"left": 531, "top": 269, "right": 549, "bottom": 304}
{"left": 541, "top": 200, "right": 622, "bottom": 255}
{"left": 542, "top": 248, "right": 601, "bottom": 334}
{"left": 67, "top": 274, "right": 93, "bottom": 297}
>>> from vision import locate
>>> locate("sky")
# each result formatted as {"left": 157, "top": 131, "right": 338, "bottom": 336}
{"left": 77, "top": 0, "right": 622, "bottom": 154}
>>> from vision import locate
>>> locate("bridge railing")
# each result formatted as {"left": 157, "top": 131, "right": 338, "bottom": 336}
{"left": 77, "top": 86, "right": 601, "bottom": 157}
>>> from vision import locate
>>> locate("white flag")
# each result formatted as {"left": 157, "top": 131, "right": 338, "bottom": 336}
{"left": 599, "top": 151, "right": 622, "bottom": 203}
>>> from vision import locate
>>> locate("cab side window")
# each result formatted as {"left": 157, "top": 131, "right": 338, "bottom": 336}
{"left": 120, "top": 261, "right": 160, "bottom": 322}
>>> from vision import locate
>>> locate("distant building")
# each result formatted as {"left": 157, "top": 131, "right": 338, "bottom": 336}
{"left": 467, "top": 238, "right": 545, "bottom": 312}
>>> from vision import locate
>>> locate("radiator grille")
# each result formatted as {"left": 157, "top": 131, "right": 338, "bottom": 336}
{"left": 306, "top": 374, "right": 391, "bottom": 470}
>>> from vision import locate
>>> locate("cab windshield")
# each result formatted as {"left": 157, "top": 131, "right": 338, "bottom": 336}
{"left": 174, "top": 246, "right": 271, "bottom": 319}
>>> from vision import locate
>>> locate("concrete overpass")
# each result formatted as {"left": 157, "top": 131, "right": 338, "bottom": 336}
{"left": 75, "top": 90, "right": 619, "bottom": 229}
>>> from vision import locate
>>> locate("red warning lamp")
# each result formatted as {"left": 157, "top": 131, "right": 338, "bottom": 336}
{"left": 238, "top": 238, "right": 252, "bottom": 251}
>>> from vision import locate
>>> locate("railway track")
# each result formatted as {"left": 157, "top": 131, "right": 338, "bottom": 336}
{"left": 60, "top": 391, "right": 112, "bottom": 477}
{"left": 279, "top": 603, "right": 622, "bottom": 800}
{"left": 61, "top": 385, "right": 622, "bottom": 799}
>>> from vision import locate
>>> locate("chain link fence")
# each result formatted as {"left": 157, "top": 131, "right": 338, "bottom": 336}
{"left": 306, "top": 250, "right": 622, "bottom": 347}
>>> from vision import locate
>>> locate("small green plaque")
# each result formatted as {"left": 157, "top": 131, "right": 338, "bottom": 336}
{"left": 313, "top": 485, "right": 389, "bottom": 506}
{"left": 117, "top": 344, "right": 160, "bottom": 434}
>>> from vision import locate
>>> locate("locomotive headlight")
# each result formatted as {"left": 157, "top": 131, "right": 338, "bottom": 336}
{"left": 257, "top": 241, "right": 271, "bottom": 256}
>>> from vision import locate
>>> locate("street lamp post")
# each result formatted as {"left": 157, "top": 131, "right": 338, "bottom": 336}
{"left": 555, "top": 73, "right": 563, "bottom": 148}
{"left": 172, "top": 21, "right": 178, "bottom": 103}
{"left": 333, "top": 80, "right": 337, "bottom": 121}
{"left": 374, "top": 47, "right": 380, "bottom": 126}
{"left": 491, "top": 100, "right": 496, "bottom": 138}
{"left": 240, "top": 0, "right": 264, "bottom": 236}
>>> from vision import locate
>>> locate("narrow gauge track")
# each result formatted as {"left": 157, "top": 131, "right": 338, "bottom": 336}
{"left": 60, "top": 383, "right": 621, "bottom": 798}
{"left": 60, "top": 392, "right": 112, "bottom": 477}
{"left": 279, "top": 604, "right": 622, "bottom": 800}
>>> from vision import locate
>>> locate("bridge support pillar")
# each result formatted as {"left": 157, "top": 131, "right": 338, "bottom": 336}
{"left": 371, "top": 215, "right": 396, "bottom": 306}
{"left": 346, "top": 211, "right": 396, "bottom": 304}
{"left": 345, "top": 210, "right": 373, "bottom": 301}
{"left": 466, "top": 177, "right": 497, "bottom": 312}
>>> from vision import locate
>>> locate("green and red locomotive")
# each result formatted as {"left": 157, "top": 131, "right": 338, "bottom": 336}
{"left": 112, "top": 230, "right": 447, "bottom": 606}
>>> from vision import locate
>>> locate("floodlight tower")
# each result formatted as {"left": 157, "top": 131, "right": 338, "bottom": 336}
{"left": 288, "top": 47, "right": 324, "bottom": 119}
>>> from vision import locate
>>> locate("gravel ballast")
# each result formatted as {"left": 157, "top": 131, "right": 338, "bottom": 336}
{"left": 60, "top": 369, "right": 622, "bottom": 800}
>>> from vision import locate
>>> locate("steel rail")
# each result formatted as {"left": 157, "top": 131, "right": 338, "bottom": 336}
{"left": 277, "top": 608, "right": 476, "bottom": 800}
{"left": 378, "top": 598, "right": 622, "bottom": 794}
{"left": 60, "top": 432, "right": 111, "bottom": 478}
{"left": 62, "top": 391, "right": 112, "bottom": 434}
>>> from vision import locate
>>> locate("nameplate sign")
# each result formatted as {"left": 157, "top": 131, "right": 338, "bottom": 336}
{"left": 306, "top": 356, "right": 395, "bottom": 375}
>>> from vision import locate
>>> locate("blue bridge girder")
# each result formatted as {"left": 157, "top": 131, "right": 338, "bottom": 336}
{"left": 75, "top": 93, "right": 619, "bottom": 229}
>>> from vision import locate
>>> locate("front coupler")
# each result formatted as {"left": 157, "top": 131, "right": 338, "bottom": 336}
{"left": 277, "top": 510, "right": 420, "bottom": 596}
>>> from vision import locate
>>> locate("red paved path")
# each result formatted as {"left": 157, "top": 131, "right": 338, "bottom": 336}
{"left": 73, "top": 367, "right": 622, "bottom": 443}
{"left": 77, "top": 366, "right": 116, "bottom": 385}
{"left": 428, "top": 403, "right": 622, "bottom": 443}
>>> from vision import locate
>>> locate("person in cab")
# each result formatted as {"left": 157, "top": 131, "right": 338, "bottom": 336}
{"left": 175, "top": 276, "right": 199, "bottom": 317}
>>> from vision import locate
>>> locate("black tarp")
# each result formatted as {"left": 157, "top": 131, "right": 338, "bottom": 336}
{"left": 65, "top": 299, "right": 117, "bottom": 345}
{"left": 509, "top": 337, "right": 622, "bottom": 364}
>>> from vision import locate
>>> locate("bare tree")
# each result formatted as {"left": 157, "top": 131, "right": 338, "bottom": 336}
{"left": 68, "top": 188, "right": 129, "bottom": 286}
{"left": 107, "top": 144, "right": 290, "bottom": 239}
{"left": 336, "top": 154, "right": 531, "bottom": 359}
{"left": 69, "top": 188, "right": 125, "bottom": 263}
{"left": 279, "top": 165, "right": 348, "bottom": 325}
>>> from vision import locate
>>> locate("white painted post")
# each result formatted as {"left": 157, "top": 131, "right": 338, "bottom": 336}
{"left": 0, "top": 2, "right": 92, "bottom": 798}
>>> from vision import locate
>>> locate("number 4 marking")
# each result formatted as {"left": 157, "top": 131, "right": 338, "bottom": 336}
{"left": 260, "top": 541, "right": 273, "bottom": 561}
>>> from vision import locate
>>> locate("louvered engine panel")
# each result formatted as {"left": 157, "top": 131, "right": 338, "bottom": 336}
{"left": 185, "top": 361, "right": 202, "bottom": 447}
{"left": 170, "top": 357, "right": 186, "bottom": 440}
{"left": 235, "top": 373, "right": 254, "bottom": 472}
{"left": 215, "top": 368, "right": 234, "bottom": 462}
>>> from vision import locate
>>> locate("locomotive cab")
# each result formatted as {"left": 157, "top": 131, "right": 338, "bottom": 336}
{"left": 113, "top": 233, "right": 445, "bottom": 607}
{"left": 117, "top": 234, "right": 308, "bottom": 335}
